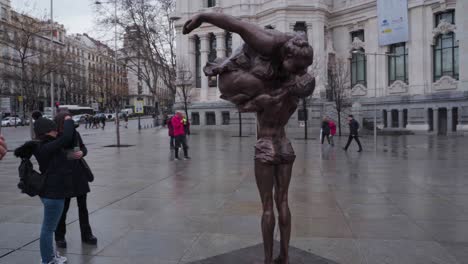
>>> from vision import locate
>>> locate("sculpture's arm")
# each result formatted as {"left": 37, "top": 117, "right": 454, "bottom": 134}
{"left": 183, "top": 13, "right": 288, "bottom": 56}
{"left": 238, "top": 90, "right": 288, "bottom": 113}
{"left": 289, "top": 73, "right": 316, "bottom": 98}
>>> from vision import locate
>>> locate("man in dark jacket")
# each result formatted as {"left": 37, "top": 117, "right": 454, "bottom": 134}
{"left": 343, "top": 115, "right": 363, "bottom": 152}
{"left": 321, "top": 117, "right": 331, "bottom": 145}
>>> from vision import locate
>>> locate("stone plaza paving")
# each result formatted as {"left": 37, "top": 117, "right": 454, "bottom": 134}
{"left": 0, "top": 123, "right": 468, "bottom": 263}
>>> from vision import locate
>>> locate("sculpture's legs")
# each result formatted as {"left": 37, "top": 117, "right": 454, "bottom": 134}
{"left": 274, "top": 163, "right": 293, "bottom": 264}
{"left": 255, "top": 161, "right": 275, "bottom": 264}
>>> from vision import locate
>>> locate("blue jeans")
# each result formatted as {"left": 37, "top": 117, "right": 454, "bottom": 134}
{"left": 40, "top": 198, "right": 64, "bottom": 263}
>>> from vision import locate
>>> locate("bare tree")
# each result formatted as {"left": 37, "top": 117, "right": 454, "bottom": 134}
{"left": 327, "top": 54, "right": 351, "bottom": 136}
{"left": 175, "top": 59, "right": 193, "bottom": 119}
{"left": 95, "top": 0, "right": 176, "bottom": 111}
{"left": 0, "top": 11, "right": 62, "bottom": 115}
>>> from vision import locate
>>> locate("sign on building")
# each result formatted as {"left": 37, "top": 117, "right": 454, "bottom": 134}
{"left": 135, "top": 100, "right": 144, "bottom": 114}
{"left": 91, "top": 103, "right": 99, "bottom": 112}
{"left": 377, "top": 0, "right": 409, "bottom": 46}
{"left": 0, "top": 97, "right": 11, "bottom": 113}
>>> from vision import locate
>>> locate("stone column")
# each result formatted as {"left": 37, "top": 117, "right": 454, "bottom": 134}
{"left": 387, "top": 110, "right": 393, "bottom": 128}
{"left": 447, "top": 108, "right": 453, "bottom": 134}
{"left": 310, "top": 19, "right": 326, "bottom": 98}
{"left": 199, "top": 35, "right": 210, "bottom": 102}
{"left": 459, "top": 0, "right": 468, "bottom": 88}
{"left": 215, "top": 32, "right": 226, "bottom": 100}
{"left": 188, "top": 36, "right": 196, "bottom": 83}
{"left": 433, "top": 108, "right": 439, "bottom": 134}
{"left": 399, "top": 109, "right": 404, "bottom": 128}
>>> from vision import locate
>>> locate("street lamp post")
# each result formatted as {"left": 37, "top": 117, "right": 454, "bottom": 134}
{"left": 351, "top": 50, "right": 396, "bottom": 151}
{"left": 50, "top": 0, "right": 54, "bottom": 117}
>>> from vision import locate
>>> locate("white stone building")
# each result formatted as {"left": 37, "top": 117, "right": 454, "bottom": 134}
{"left": 173, "top": 0, "right": 467, "bottom": 135}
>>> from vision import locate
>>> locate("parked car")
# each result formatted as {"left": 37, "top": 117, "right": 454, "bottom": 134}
{"left": 72, "top": 114, "right": 87, "bottom": 124}
{"left": 42, "top": 115, "right": 53, "bottom": 120}
{"left": 1, "top": 117, "right": 23, "bottom": 127}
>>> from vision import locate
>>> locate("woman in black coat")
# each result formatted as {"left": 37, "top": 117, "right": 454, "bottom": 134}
{"left": 54, "top": 112, "right": 97, "bottom": 248}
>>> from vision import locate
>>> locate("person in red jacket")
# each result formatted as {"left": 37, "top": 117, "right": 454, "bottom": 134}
{"left": 328, "top": 118, "right": 337, "bottom": 146}
{"left": 167, "top": 115, "right": 175, "bottom": 149}
{"left": 171, "top": 112, "right": 190, "bottom": 160}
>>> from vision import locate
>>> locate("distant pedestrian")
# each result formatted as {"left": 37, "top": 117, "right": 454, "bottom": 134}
{"left": 100, "top": 115, "right": 106, "bottom": 130}
{"left": 321, "top": 117, "right": 331, "bottom": 145}
{"left": 329, "top": 118, "right": 336, "bottom": 146}
{"left": 167, "top": 115, "right": 175, "bottom": 149}
{"left": 86, "top": 115, "right": 93, "bottom": 129}
{"left": 172, "top": 112, "right": 189, "bottom": 160}
{"left": 123, "top": 113, "right": 129, "bottom": 129}
{"left": 343, "top": 115, "right": 363, "bottom": 152}
{"left": 92, "top": 117, "right": 99, "bottom": 129}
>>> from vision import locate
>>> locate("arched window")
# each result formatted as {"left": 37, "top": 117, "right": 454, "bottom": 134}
{"left": 388, "top": 43, "right": 408, "bottom": 84}
{"left": 433, "top": 11, "right": 458, "bottom": 80}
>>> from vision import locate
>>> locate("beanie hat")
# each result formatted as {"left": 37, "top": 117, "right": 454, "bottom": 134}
{"left": 34, "top": 117, "right": 57, "bottom": 136}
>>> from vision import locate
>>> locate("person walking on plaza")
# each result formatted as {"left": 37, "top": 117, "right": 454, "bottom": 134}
{"left": 343, "top": 115, "right": 363, "bottom": 152}
{"left": 123, "top": 113, "right": 129, "bottom": 129}
{"left": 15, "top": 116, "right": 74, "bottom": 264}
{"left": 53, "top": 112, "right": 97, "bottom": 249}
{"left": 0, "top": 135, "right": 6, "bottom": 160}
{"left": 100, "top": 115, "right": 106, "bottom": 130}
{"left": 321, "top": 117, "right": 331, "bottom": 145}
{"left": 329, "top": 118, "right": 336, "bottom": 146}
{"left": 167, "top": 115, "right": 175, "bottom": 149}
{"left": 172, "top": 112, "right": 190, "bottom": 160}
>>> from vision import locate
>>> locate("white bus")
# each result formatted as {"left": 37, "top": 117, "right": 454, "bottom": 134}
{"left": 58, "top": 105, "right": 94, "bottom": 116}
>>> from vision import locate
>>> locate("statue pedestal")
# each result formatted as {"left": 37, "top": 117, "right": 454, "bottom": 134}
{"left": 187, "top": 242, "right": 339, "bottom": 264}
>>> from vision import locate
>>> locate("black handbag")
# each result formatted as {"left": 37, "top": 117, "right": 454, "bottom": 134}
{"left": 80, "top": 158, "right": 94, "bottom": 182}
{"left": 73, "top": 135, "right": 94, "bottom": 182}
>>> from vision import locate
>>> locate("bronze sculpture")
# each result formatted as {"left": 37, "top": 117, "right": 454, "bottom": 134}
{"left": 184, "top": 13, "right": 315, "bottom": 264}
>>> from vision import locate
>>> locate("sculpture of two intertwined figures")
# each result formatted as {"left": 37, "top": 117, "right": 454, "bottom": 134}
{"left": 184, "top": 12, "right": 316, "bottom": 264}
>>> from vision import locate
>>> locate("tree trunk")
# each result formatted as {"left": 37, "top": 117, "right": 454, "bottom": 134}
{"left": 338, "top": 110, "right": 342, "bottom": 136}
{"left": 239, "top": 111, "right": 242, "bottom": 137}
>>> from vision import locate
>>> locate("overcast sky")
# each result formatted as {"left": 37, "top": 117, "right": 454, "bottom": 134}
{"left": 11, "top": 0, "right": 98, "bottom": 36}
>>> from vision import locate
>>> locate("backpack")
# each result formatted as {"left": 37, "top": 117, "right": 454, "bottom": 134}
{"left": 17, "top": 158, "right": 45, "bottom": 197}
{"left": 14, "top": 141, "right": 45, "bottom": 197}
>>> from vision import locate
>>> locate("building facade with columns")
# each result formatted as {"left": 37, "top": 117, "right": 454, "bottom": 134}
{"left": 173, "top": 0, "right": 467, "bottom": 135}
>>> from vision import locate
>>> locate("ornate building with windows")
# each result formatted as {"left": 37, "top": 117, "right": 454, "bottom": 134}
{"left": 0, "top": 0, "right": 128, "bottom": 116}
{"left": 173, "top": 0, "right": 467, "bottom": 135}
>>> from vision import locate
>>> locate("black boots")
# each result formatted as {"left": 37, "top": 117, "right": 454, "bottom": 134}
{"left": 82, "top": 234, "right": 98, "bottom": 245}
{"left": 55, "top": 234, "right": 97, "bottom": 249}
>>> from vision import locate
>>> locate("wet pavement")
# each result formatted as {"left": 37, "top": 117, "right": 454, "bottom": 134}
{"left": 0, "top": 123, "right": 468, "bottom": 264}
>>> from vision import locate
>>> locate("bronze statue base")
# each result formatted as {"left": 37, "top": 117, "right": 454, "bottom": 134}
{"left": 186, "top": 242, "right": 339, "bottom": 264}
